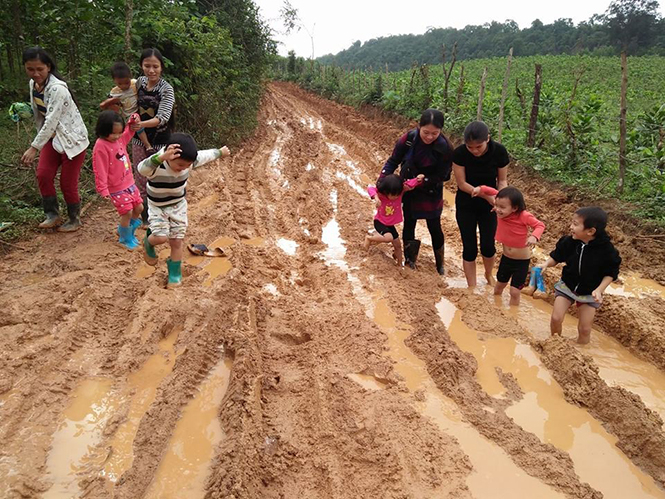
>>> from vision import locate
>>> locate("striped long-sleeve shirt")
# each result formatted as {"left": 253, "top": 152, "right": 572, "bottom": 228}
{"left": 137, "top": 148, "right": 222, "bottom": 207}
{"left": 132, "top": 76, "right": 175, "bottom": 148}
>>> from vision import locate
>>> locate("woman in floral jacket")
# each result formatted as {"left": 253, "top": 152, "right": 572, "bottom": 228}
{"left": 21, "top": 47, "right": 89, "bottom": 231}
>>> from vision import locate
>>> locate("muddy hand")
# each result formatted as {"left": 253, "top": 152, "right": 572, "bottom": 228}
{"left": 219, "top": 146, "right": 231, "bottom": 157}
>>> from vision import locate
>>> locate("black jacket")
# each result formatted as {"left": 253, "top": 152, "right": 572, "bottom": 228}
{"left": 550, "top": 234, "right": 621, "bottom": 295}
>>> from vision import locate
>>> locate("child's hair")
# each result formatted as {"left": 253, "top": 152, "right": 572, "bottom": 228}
{"left": 377, "top": 174, "right": 404, "bottom": 196}
{"left": 419, "top": 108, "right": 444, "bottom": 129}
{"left": 167, "top": 133, "right": 198, "bottom": 161}
{"left": 95, "top": 110, "right": 124, "bottom": 138}
{"left": 140, "top": 48, "right": 165, "bottom": 71}
{"left": 575, "top": 206, "right": 608, "bottom": 237}
{"left": 496, "top": 186, "right": 526, "bottom": 213}
{"left": 464, "top": 121, "right": 490, "bottom": 143}
{"left": 111, "top": 61, "right": 132, "bottom": 79}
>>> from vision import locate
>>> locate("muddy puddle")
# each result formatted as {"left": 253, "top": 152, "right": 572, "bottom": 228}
{"left": 44, "top": 378, "right": 119, "bottom": 498}
{"left": 606, "top": 272, "right": 665, "bottom": 299}
{"left": 145, "top": 354, "right": 232, "bottom": 499}
{"left": 43, "top": 325, "right": 179, "bottom": 497}
{"left": 507, "top": 294, "right": 665, "bottom": 422}
{"left": 320, "top": 202, "right": 561, "bottom": 496}
{"left": 440, "top": 296, "right": 665, "bottom": 498}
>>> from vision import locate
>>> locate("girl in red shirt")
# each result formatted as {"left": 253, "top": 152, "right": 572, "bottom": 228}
{"left": 473, "top": 185, "right": 545, "bottom": 305}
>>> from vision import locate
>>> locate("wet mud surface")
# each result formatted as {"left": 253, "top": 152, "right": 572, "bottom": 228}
{"left": 1, "top": 82, "right": 665, "bottom": 498}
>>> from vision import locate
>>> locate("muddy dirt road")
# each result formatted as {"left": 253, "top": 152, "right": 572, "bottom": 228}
{"left": 2, "top": 82, "right": 665, "bottom": 498}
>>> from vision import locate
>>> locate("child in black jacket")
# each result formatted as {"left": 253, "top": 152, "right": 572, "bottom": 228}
{"left": 538, "top": 207, "right": 621, "bottom": 344}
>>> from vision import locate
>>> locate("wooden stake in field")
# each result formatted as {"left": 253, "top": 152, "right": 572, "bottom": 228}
{"left": 441, "top": 42, "right": 457, "bottom": 126}
{"left": 477, "top": 67, "right": 487, "bottom": 121}
{"left": 527, "top": 64, "right": 542, "bottom": 148}
{"left": 618, "top": 50, "right": 628, "bottom": 194}
{"left": 456, "top": 64, "right": 465, "bottom": 114}
{"left": 515, "top": 78, "right": 527, "bottom": 120}
{"left": 497, "top": 47, "right": 513, "bottom": 143}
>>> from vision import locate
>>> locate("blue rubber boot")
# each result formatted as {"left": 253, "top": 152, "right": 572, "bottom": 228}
{"left": 166, "top": 258, "right": 182, "bottom": 288}
{"left": 118, "top": 225, "right": 139, "bottom": 250}
{"left": 130, "top": 217, "right": 142, "bottom": 231}
{"left": 143, "top": 228, "right": 158, "bottom": 265}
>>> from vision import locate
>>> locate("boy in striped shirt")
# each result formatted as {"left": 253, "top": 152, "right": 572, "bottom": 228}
{"left": 138, "top": 132, "right": 230, "bottom": 287}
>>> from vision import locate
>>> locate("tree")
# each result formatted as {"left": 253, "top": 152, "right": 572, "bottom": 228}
{"left": 280, "top": 0, "right": 315, "bottom": 59}
{"left": 604, "top": 0, "right": 661, "bottom": 52}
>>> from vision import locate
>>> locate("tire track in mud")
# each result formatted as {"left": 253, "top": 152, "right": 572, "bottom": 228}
{"left": 268, "top": 83, "right": 665, "bottom": 496}
{"left": 1, "top": 81, "right": 665, "bottom": 498}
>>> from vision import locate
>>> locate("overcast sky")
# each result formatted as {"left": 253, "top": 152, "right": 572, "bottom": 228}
{"left": 253, "top": 0, "right": 665, "bottom": 58}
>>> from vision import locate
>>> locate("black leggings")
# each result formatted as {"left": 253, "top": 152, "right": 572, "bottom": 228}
{"left": 403, "top": 217, "right": 444, "bottom": 250}
{"left": 456, "top": 206, "right": 497, "bottom": 261}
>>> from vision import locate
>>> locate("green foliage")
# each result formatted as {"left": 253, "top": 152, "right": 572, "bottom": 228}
{"left": 0, "top": 0, "right": 274, "bottom": 239}
{"left": 316, "top": 7, "right": 664, "bottom": 71}
{"left": 275, "top": 53, "right": 665, "bottom": 224}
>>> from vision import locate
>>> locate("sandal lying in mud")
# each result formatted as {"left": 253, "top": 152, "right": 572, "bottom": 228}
{"left": 187, "top": 244, "right": 227, "bottom": 257}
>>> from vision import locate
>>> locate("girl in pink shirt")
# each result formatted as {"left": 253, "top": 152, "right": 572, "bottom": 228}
{"left": 364, "top": 174, "right": 423, "bottom": 263}
{"left": 92, "top": 111, "right": 144, "bottom": 249}
{"left": 473, "top": 185, "right": 545, "bottom": 305}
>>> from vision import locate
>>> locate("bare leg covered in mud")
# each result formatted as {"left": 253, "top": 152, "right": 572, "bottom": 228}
{"left": 463, "top": 256, "right": 496, "bottom": 288}
{"left": 494, "top": 281, "right": 522, "bottom": 306}
{"left": 483, "top": 255, "right": 496, "bottom": 286}
{"left": 576, "top": 304, "right": 597, "bottom": 344}
{"left": 364, "top": 232, "right": 402, "bottom": 264}
{"left": 550, "top": 295, "right": 571, "bottom": 336}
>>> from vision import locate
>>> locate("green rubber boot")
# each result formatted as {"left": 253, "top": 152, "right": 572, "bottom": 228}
{"left": 143, "top": 228, "right": 158, "bottom": 265}
{"left": 166, "top": 258, "right": 182, "bottom": 288}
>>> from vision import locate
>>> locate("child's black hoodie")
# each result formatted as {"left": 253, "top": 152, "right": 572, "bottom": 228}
{"left": 550, "top": 233, "right": 622, "bottom": 295}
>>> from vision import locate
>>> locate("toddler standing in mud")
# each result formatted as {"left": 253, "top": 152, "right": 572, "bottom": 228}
{"left": 139, "top": 133, "right": 230, "bottom": 288}
{"left": 92, "top": 111, "right": 144, "bottom": 249}
{"left": 364, "top": 173, "right": 423, "bottom": 263}
{"left": 472, "top": 185, "right": 545, "bottom": 305}
{"left": 538, "top": 207, "right": 621, "bottom": 344}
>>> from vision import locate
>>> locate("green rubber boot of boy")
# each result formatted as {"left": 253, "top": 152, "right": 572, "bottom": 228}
{"left": 166, "top": 258, "right": 182, "bottom": 288}
{"left": 143, "top": 228, "right": 158, "bottom": 265}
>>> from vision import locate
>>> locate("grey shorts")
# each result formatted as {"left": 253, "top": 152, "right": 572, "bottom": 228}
{"left": 148, "top": 199, "right": 188, "bottom": 239}
{"left": 554, "top": 281, "right": 601, "bottom": 309}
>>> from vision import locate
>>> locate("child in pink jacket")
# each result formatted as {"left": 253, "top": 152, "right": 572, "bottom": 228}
{"left": 473, "top": 185, "right": 545, "bottom": 305}
{"left": 92, "top": 111, "right": 144, "bottom": 249}
{"left": 364, "top": 173, "right": 423, "bottom": 263}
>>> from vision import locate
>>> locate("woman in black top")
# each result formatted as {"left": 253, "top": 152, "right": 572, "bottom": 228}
{"left": 452, "top": 121, "right": 509, "bottom": 287}
{"left": 380, "top": 109, "right": 453, "bottom": 274}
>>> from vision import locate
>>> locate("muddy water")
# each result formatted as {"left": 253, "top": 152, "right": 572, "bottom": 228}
{"left": 145, "top": 355, "right": 232, "bottom": 499}
{"left": 44, "top": 378, "right": 118, "bottom": 498}
{"left": 99, "top": 328, "right": 180, "bottom": 484}
{"left": 318, "top": 208, "right": 561, "bottom": 497}
{"left": 347, "top": 373, "right": 387, "bottom": 391}
{"left": 373, "top": 294, "right": 563, "bottom": 498}
{"left": 241, "top": 236, "right": 265, "bottom": 247}
{"left": 200, "top": 258, "right": 232, "bottom": 287}
{"left": 511, "top": 295, "right": 665, "bottom": 422}
{"left": 606, "top": 272, "right": 665, "bottom": 299}
{"left": 439, "top": 297, "right": 665, "bottom": 499}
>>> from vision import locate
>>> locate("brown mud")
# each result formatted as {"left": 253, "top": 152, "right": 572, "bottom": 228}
{"left": 1, "top": 81, "right": 665, "bottom": 498}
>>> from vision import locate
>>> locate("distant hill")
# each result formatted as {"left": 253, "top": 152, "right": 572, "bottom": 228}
{"left": 317, "top": 12, "right": 665, "bottom": 70}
